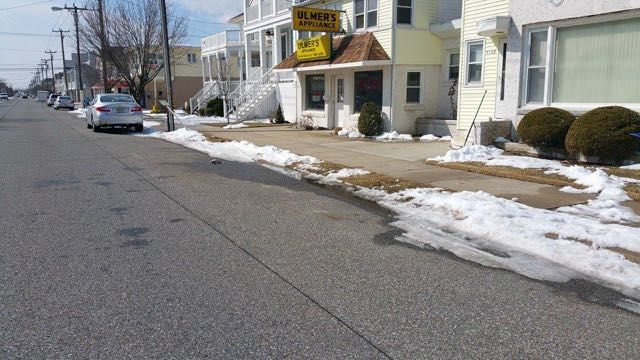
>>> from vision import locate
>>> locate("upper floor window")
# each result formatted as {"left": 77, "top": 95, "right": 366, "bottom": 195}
{"left": 448, "top": 52, "right": 460, "bottom": 81}
{"left": 355, "top": 0, "right": 377, "bottom": 30}
{"left": 396, "top": 0, "right": 412, "bottom": 25}
{"left": 465, "top": 41, "right": 483, "bottom": 84}
{"left": 187, "top": 53, "right": 197, "bottom": 64}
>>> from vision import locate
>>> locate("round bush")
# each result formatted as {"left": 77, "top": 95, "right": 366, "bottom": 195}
{"left": 517, "top": 107, "right": 575, "bottom": 148}
{"left": 205, "top": 98, "right": 223, "bottom": 117}
{"left": 358, "top": 102, "right": 383, "bottom": 136}
{"left": 565, "top": 106, "right": 640, "bottom": 160}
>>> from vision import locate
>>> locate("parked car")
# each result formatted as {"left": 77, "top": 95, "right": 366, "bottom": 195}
{"left": 0, "top": 93, "right": 8, "bottom": 100}
{"left": 53, "top": 96, "right": 74, "bottom": 110}
{"left": 85, "top": 93, "right": 143, "bottom": 132}
{"left": 22, "top": 94, "right": 28, "bottom": 99}
{"left": 46, "top": 94, "right": 61, "bottom": 107}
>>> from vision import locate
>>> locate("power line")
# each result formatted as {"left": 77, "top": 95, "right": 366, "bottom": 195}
{"left": 0, "top": 31, "right": 52, "bottom": 37}
{"left": 0, "top": 0, "right": 53, "bottom": 11}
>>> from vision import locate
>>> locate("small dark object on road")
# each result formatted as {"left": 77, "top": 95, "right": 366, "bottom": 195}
{"left": 210, "top": 159, "right": 223, "bottom": 164}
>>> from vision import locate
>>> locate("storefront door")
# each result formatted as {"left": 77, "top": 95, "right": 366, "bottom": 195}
{"left": 334, "top": 77, "right": 345, "bottom": 128}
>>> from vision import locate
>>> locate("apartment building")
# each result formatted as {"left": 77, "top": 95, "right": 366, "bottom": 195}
{"left": 457, "top": 0, "right": 640, "bottom": 143}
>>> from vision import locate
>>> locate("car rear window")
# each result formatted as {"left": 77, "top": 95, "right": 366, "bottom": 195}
{"left": 100, "top": 95, "right": 134, "bottom": 103}
{"left": 59, "top": 97, "right": 71, "bottom": 100}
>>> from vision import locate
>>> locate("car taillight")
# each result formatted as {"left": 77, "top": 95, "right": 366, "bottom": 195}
{"left": 95, "top": 106, "right": 110, "bottom": 112}
{"left": 130, "top": 106, "right": 142, "bottom": 112}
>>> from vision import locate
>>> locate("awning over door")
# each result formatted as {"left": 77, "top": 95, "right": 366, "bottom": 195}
{"left": 274, "top": 32, "right": 391, "bottom": 72}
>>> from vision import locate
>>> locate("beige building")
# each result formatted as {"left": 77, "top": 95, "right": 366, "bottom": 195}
{"left": 145, "top": 46, "right": 203, "bottom": 110}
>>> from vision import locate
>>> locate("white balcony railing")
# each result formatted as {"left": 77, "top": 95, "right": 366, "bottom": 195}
{"left": 261, "top": 0, "right": 274, "bottom": 18}
{"left": 201, "top": 30, "right": 243, "bottom": 54}
{"left": 246, "top": 5, "right": 259, "bottom": 23}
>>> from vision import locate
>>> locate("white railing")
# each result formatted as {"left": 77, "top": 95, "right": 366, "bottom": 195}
{"left": 246, "top": 5, "right": 259, "bottom": 22}
{"left": 229, "top": 67, "right": 276, "bottom": 120}
{"left": 201, "top": 30, "right": 243, "bottom": 54}
{"left": 189, "top": 81, "right": 215, "bottom": 112}
{"left": 276, "top": 0, "right": 289, "bottom": 13}
{"left": 261, "top": 0, "right": 274, "bottom": 18}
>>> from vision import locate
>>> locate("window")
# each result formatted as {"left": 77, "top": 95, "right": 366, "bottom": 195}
{"left": 250, "top": 51, "right": 260, "bottom": 67}
{"left": 526, "top": 29, "right": 548, "bottom": 103}
{"left": 465, "top": 41, "right": 483, "bottom": 84}
{"left": 280, "top": 33, "right": 288, "bottom": 61}
{"left": 336, "top": 78, "right": 344, "bottom": 103}
{"left": 354, "top": 70, "right": 383, "bottom": 112}
{"left": 448, "top": 52, "right": 460, "bottom": 81}
{"left": 186, "top": 53, "right": 197, "bottom": 64}
{"left": 306, "top": 74, "right": 325, "bottom": 110}
{"left": 355, "top": 0, "right": 377, "bottom": 30}
{"left": 406, "top": 71, "right": 421, "bottom": 103}
{"left": 524, "top": 17, "right": 640, "bottom": 106}
{"left": 397, "top": 0, "right": 412, "bottom": 25}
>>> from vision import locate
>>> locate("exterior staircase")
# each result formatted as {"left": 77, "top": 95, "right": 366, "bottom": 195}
{"left": 226, "top": 67, "right": 279, "bottom": 121}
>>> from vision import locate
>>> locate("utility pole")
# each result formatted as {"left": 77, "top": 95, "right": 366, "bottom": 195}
{"left": 53, "top": 29, "right": 70, "bottom": 95}
{"left": 46, "top": 50, "right": 57, "bottom": 93}
{"left": 41, "top": 59, "right": 49, "bottom": 91}
{"left": 52, "top": 4, "right": 90, "bottom": 101}
{"left": 158, "top": 0, "right": 175, "bottom": 131}
{"left": 97, "top": 0, "right": 109, "bottom": 93}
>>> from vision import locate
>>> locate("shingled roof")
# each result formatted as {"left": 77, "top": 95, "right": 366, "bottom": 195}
{"left": 275, "top": 32, "right": 390, "bottom": 70}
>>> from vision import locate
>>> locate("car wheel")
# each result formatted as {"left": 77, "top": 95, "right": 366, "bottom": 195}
{"left": 134, "top": 124, "right": 143, "bottom": 132}
{"left": 92, "top": 125, "right": 100, "bottom": 132}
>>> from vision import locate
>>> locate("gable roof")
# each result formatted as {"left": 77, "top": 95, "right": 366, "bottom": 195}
{"left": 275, "top": 32, "right": 390, "bottom": 70}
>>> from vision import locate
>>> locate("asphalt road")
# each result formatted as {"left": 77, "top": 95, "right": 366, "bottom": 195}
{"left": 1, "top": 99, "right": 639, "bottom": 358}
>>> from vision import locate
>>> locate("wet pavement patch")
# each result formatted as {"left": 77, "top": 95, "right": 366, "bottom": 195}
{"left": 110, "top": 207, "right": 128, "bottom": 216}
{"left": 33, "top": 178, "right": 81, "bottom": 188}
{"left": 94, "top": 181, "right": 112, "bottom": 187}
{"left": 118, "top": 227, "right": 149, "bottom": 237}
{"left": 169, "top": 218, "right": 185, "bottom": 223}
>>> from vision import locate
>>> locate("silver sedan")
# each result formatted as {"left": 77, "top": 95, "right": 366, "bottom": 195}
{"left": 85, "top": 94, "right": 144, "bottom": 132}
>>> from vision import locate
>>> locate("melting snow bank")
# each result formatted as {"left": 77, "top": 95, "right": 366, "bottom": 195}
{"left": 337, "top": 128, "right": 365, "bottom": 138}
{"left": 420, "top": 134, "right": 452, "bottom": 142}
{"left": 69, "top": 108, "right": 86, "bottom": 118}
{"left": 376, "top": 131, "right": 413, "bottom": 141}
{"left": 222, "top": 123, "right": 248, "bottom": 129}
{"left": 142, "top": 128, "right": 640, "bottom": 299}
{"left": 431, "top": 145, "right": 640, "bottom": 224}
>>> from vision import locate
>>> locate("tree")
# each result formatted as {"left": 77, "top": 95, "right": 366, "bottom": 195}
{"left": 79, "top": 0, "right": 187, "bottom": 103}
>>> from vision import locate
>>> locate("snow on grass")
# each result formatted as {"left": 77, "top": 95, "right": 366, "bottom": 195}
{"left": 142, "top": 127, "right": 640, "bottom": 298}
{"left": 354, "top": 186, "right": 640, "bottom": 298}
{"left": 431, "top": 145, "right": 640, "bottom": 224}
{"left": 337, "top": 128, "right": 365, "bottom": 138}
{"left": 375, "top": 131, "right": 413, "bottom": 141}
{"left": 223, "top": 123, "right": 248, "bottom": 129}
{"left": 622, "top": 164, "right": 640, "bottom": 170}
{"left": 146, "top": 128, "right": 317, "bottom": 166}
{"left": 420, "top": 134, "right": 452, "bottom": 142}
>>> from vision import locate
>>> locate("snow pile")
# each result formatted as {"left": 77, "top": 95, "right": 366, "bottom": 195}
{"left": 69, "top": 108, "right": 86, "bottom": 118}
{"left": 146, "top": 128, "right": 317, "bottom": 166}
{"left": 376, "top": 131, "right": 413, "bottom": 141}
{"left": 318, "top": 168, "right": 370, "bottom": 184}
{"left": 420, "top": 134, "right": 452, "bottom": 142}
{"left": 354, "top": 186, "right": 640, "bottom": 297}
{"left": 622, "top": 164, "right": 640, "bottom": 170}
{"left": 431, "top": 145, "right": 640, "bottom": 223}
{"left": 337, "top": 128, "right": 365, "bottom": 138}
{"left": 143, "top": 120, "right": 162, "bottom": 127}
{"left": 223, "top": 123, "right": 248, "bottom": 129}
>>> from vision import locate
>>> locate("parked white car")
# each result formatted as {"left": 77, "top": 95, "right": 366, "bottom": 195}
{"left": 0, "top": 93, "right": 8, "bottom": 100}
{"left": 46, "top": 94, "right": 61, "bottom": 107}
{"left": 53, "top": 96, "right": 74, "bottom": 110}
{"left": 85, "top": 94, "right": 143, "bottom": 132}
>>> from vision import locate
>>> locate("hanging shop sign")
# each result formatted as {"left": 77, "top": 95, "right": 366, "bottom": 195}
{"left": 296, "top": 35, "right": 331, "bottom": 62}
{"left": 292, "top": 6, "right": 341, "bottom": 33}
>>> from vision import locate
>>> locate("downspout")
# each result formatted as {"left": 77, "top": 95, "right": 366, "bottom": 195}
{"left": 390, "top": 2, "right": 396, "bottom": 131}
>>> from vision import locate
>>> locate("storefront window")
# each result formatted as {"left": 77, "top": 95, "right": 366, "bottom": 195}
{"left": 354, "top": 70, "right": 383, "bottom": 112}
{"left": 306, "top": 74, "right": 325, "bottom": 110}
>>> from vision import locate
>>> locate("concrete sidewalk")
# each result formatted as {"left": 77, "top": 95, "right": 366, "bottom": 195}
{"left": 195, "top": 125, "right": 600, "bottom": 210}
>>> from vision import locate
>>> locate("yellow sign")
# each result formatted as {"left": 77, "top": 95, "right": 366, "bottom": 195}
{"left": 292, "top": 6, "right": 341, "bottom": 33}
{"left": 296, "top": 35, "right": 331, "bottom": 62}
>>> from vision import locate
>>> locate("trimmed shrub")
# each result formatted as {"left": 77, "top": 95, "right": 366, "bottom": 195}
{"left": 517, "top": 107, "right": 575, "bottom": 148}
{"left": 565, "top": 106, "right": 640, "bottom": 161}
{"left": 358, "top": 102, "right": 383, "bottom": 136}
{"left": 205, "top": 98, "right": 223, "bottom": 117}
{"left": 274, "top": 104, "right": 285, "bottom": 124}
{"left": 198, "top": 107, "right": 206, "bottom": 116}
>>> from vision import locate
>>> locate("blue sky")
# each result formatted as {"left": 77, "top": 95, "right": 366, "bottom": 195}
{"left": 0, "top": 0, "right": 243, "bottom": 88}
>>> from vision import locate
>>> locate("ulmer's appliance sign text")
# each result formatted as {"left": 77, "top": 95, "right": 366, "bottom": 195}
{"left": 292, "top": 6, "right": 340, "bottom": 33}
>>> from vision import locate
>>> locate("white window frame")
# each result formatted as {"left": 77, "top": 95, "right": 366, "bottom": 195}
{"left": 396, "top": 0, "right": 413, "bottom": 26}
{"left": 521, "top": 13, "right": 640, "bottom": 109}
{"left": 464, "top": 40, "right": 484, "bottom": 86}
{"left": 354, "top": 0, "right": 378, "bottom": 31}
{"left": 448, "top": 51, "right": 460, "bottom": 81}
{"left": 405, "top": 70, "right": 422, "bottom": 104}
{"left": 522, "top": 27, "right": 553, "bottom": 105}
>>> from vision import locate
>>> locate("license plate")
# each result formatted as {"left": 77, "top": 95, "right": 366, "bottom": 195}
{"left": 116, "top": 107, "right": 127, "bottom": 113}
